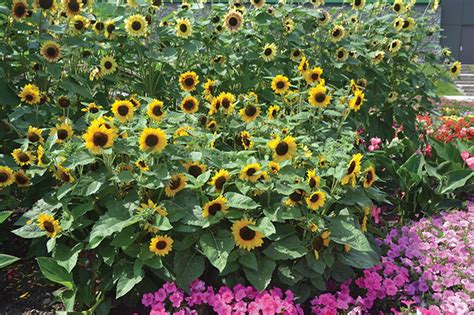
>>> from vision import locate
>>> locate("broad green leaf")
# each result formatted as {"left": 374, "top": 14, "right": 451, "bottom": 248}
{"left": 199, "top": 231, "right": 234, "bottom": 272}
{"left": 174, "top": 250, "right": 205, "bottom": 289}
{"left": 12, "top": 223, "right": 44, "bottom": 239}
{"left": 337, "top": 248, "right": 379, "bottom": 269}
{"left": 238, "top": 252, "right": 258, "bottom": 271}
{"left": 263, "top": 235, "right": 306, "bottom": 260}
{"left": 224, "top": 192, "right": 260, "bottom": 210}
{"left": 254, "top": 217, "right": 276, "bottom": 237}
{"left": 329, "top": 217, "right": 372, "bottom": 252}
{"left": 53, "top": 243, "right": 82, "bottom": 272}
{"left": 0, "top": 254, "right": 20, "bottom": 269}
{"left": 441, "top": 170, "right": 474, "bottom": 194}
{"left": 88, "top": 214, "right": 139, "bottom": 249}
{"left": 0, "top": 211, "right": 12, "bottom": 224}
{"left": 243, "top": 255, "right": 275, "bottom": 291}
{"left": 116, "top": 263, "right": 143, "bottom": 298}
{"left": 37, "top": 257, "right": 74, "bottom": 289}
{"left": 305, "top": 252, "right": 326, "bottom": 274}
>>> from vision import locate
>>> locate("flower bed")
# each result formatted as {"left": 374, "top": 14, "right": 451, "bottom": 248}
{"left": 141, "top": 205, "right": 474, "bottom": 314}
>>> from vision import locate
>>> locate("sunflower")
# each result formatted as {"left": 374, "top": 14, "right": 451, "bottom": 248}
{"left": 81, "top": 102, "right": 102, "bottom": 113}
{"left": 317, "top": 10, "right": 331, "bottom": 25}
{"left": 203, "top": 79, "right": 217, "bottom": 100}
{"left": 0, "top": 166, "right": 15, "bottom": 188}
{"left": 183, "top": 161, "right": 207, "bottom": 178}
{"left": 111, "top": 100, "right": 135, "bottom": 123}
{"left": 54, "top": 165, "right": 75, "bottom": 183}
{"left": 310, "top": 0, "right": 324, "bottom": 7}
{"left": 349, "top": 89, "right": 365, "bottom": 112}
{"left": 19, "top": 84, "right": 41, "bottom": 105}
{"left": 267, "top": 105, "right": 280, "bottom": 119}
{"left": 363, "top": 165, "right": 376, "bottom": 188}
{"left": 284, "top": 90, "right": 299, "bottom": 105}
{"left": 307, "top": 169, "right": 320, "bottom": 189}
{"left": 36, "top": 145, "right": 46, "bottom": 167}
{"left": 164, "top": 174, "right": 186, "bottom": 197}
{"left": 268, "top": 135, "right": 297, "bottom": 162}
{"left": 146, "top": 99, "right": 166, "bottom": 122}
{"left": 388, "top": 91, "right": 398, "bottom": 102}
{"left": 62, "top": 0, "right": 81, "bottom": 17}
{"left": 135, "top": 159, "right": 149, "bottom": 171}
{"left": 206, "top": 119, "right": 217, "bottom": 131}
{"left": 341, "top": 153, "right": 363, "bottom": 187}
{"left": 14, "top": 170, "right": 30, "bottom": 187}
{"left": 251, "top": 0, "right": 265, "bottom": 8}
{"left": 283, "top": 18, "right": 294, "bottom": 33}
{"left": 372, "top": 51, "right": 385, "bottom": 64}
{"left": 83, "top": 124, "right": 117, "bottom": 154}
{"left": 268, "top": 161, "right": 280, "bottom": 174}
{"left": 393, "top": 17, "right": 404, "bottom": 32}
{"left": 306, "top": 191, "right": 326, "bottom": 211}
{"left": 34, "top": 0, "right": 57, "bottom": 11}
{"left": 202, "top": 195, "right": 229, "bottom": 218}
{"left": 38, "top": 213, "right": 61, "bottom": 238}
{"left": 105, "top": 20, "right": 115, "bottom": 38}
{"left": 232, "top": 218, "right": 264, "bottom": 251}
{"left": 392, "top": 0, "right": 406, "bottom": 14}
{"left": 57, "top": 95, "right": 70, "bottom": 108}
{"left": 40, "top": 41, "right": 61, "bottom": 63}
{"left": 218, "top": 92, "right": 235, "bottom": 115}
{"left": 180, "top": 96, "right": 199, "bottom": 114}
{"left": 271, "top": 75, "right": 290, "bottom": 95}
{"left": 12, "top": 0, "right": 28, "bottom": 19}
{"left": 149, "top": 235, "right": 173, "bottom": 256}
{"left": 402, "top": 17, "right": 415, "bottom": 31}
{"left": 224, "top": 10, "right": 243, "bottom": 32}
{"left": 261, "top": 43, "right": 277, "bottom": 62}
{"left": 239, "top": 104, "right": 260, "bottom": 123}
{"left": 176, "top": 17, "right": 192, "bottom": 38}
{"left": 51, "top": 122, "right": 73, "bottom": 143}
{"left": 284, "top": 189, "right": 305, "bottom": 207}
{"left": 179, "top": 71, "right": 199, "bottom": 92}
{"left": 388, "top": 39, "right": 402, "bottom": 54}
{"left": 70, "top": 15, "right": 88, "bottom": 32}
{"left": 139, "top": 128, "right": 167, "bottom": 153}
{"left": 240, "top": 131, "right": 254, "bottom": 150}
{"left": 336, "top": 47, "right": 348, "bottom": 62}
{"left": 125, "top": 14, "right": 148, "bottom": 37}
{"left": 100, "top": 56, "right": 117, "bottom": 75}
{"left": 330, "top": 25, "right": 345, "bottom": 42}
{"left": 27, "top": 126, "right": 43, "bottom": 144}
{"left": 93, "top": 20, "right": 105, "bottom": 34}
{"left": 304, "top": 67, "right": 323, "bottom": 85}
{"left": 308, "top": 83, "right": 331, "bottom": 108}
{"left": 352, "top": 0, "right": 365, "bottom": 9}
{"left": 290, "top": 49, "right": 303, "bottom": 62}
{"left": 138, "top": 199, "right": 168, "bottom": 217}
{"left": 450, "top": 61, "right": 461, "bottom": 78}
{"left": 11, "top": 148, "right": 35, "bottom": 166}
{"left": 210, "top": 169, "right": 230, "bottom": 191}
{"left": 240, "top": 163, "right": 261, "bottom": 183}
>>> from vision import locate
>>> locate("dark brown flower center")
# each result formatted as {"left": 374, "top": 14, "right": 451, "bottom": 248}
{"left": 169, "top": 177, "right": 181, "bottom": 190}
{"left": 145, "top": 134, "right": 159, "bottom": 147}
{"left": 15, "top": 173, "right": 29, "bottom": 185}
{"left": 310, "top": 193, "right": 320, "bottom": 203}
{"left": 229, "top": 17, "right": 238, "bottom": 27}
{"left": 58, "top": 97, "right": 70, "bottom": 108}
{"left": 315, "top": 92, "right": 326, "bottom": 103}
{"left": 289, "top": 190, "right": 303, "bottom": 202}
{"left": 57, "top": 129, "right": 68, "bottom": 140}
{"left": 246, "top": 168, "right": 256, "bottom": 176}
{"left": 74, "top": 20, "right": 84, "bottom": 30}
{"left": 46, "top": 47, "right": 57, "bottom": 57}
{"left": 264, "top": 48, "right": 272, "bottom": 56}
{"left": 0, "top": 172, "right": 9, "bottom": 182}
{"left": 43, "top": 221, "right": 55, "bottom": 233}
{"left": 138, "top": 160, "right": 146, "bottom": 168}
{"left": 333, "top": 29, "right": 341, "bottom": 37}
{"left": 152, "top": 105, "right": 162, "bottom": 116}
{"left": 60, "top": 171, "right": 71, "bottom": 182}
{"left": 275, "top": 142, "right": 289, "bottom": 156}
{"left": 311, "top": 73, "right": 319, "bottom": 81}
{"left": 347, "top": 161, "right": 356, "bottom": 175}
{"left": 18, "top": 152, "right": 30, "bottom": 162}
{"left": 354, "top": 0, "right": 361, "bottom": 6}
{"left": 309, "top": 177, "right": 316, "bottom": 188}
{"left": 155, "top": 240, "right": 167, "bottom": 250}
{"left": 39, "top": 0, "right": 53, "bottom": 9}
{"left": 132, "top": 21, "right": 142, "bottom": 31}
{"left": 214, "top": 176, "right": 226, "bottom": 190}
{"left": 14, "top": 3, "right": 26, "bottom": 16}
{"left": 93, "top": 131, "right": 108, "bottom": 147}
{"left": 312, "top": 236, "right": 323, "bottom": 250}
{"left": 95, "top": 21, "right": 104, "bottom": 31}
{"left": 338, "top": 51, "right": 344, "bottom": 58}
{"left": 183, "top": 100, "right": 195, "bottom": 111}
{"left": 28, "top": 132, "right": 40, "bottom": 142}
{"left": 221, "top": 98, "right": 230, "bottom": 109}
{"left": 188, "top": 165, "right": 202, "bottom": 178}
{"left": 365, "top": 170, "right": 373, "bottom": 183}
{"left": 184, "top": 77, "right": 194, "bottom": 87}
{"left": 118, "top": 105, "right": 129, "bottom": 116}
{"left": 179, "top": 23, "right": 188, "bottom": 32}
{"left": 208, "top": 203, "right": 222, "bottom": 216}
{"left": 355, "top": 96, "right": 362, "bottom": 106}
{"left": 68, "top": 0, "right": 79, "bottom": 12}
{"left": 394, "top": 3, "right": 401, "bottom": 11}
{"left": 245, "top": 105, "right": 257, "bottom": 117}
{"left": 239, "top": 226, "right": 256, "bottom": 241}
{"left": 106, "top": 23, "right": 115, "bottom": 33}
{"left": 104, "top": 61, "right": 112, "bottom": 69}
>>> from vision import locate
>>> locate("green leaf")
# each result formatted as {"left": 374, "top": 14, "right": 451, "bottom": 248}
{"left": 243, "top": 255, "right": 275, "bottom": 291}
{"left": 88, "top": 214, "right": 139, "bottom": 249}
{"left": 0, "top": 211, "right": 12, "bottom": 224}
{"left": 224, "top": 192, "right": 260, "bottom": 210}
{"left": 73, "top": 175, "right": 105, "bottom": 196}
{"left": 174, "top": 250, "right": 205, "bottom": 289}
{"left": 263, "top": 234, "right": 306, "bottom": 260}
{"left": 329, "top": 217, "right": 372, "bottom": 251}
{"left": 0, "top": 254, "right": 20, "bottom": 269}
{"left": 278, "top": 265, "right": 303, "bottom": 286}
{"left": 11, "top": 223, "right": 44, "bottom": 239}
{"left": 116, "top": 263, "right": 143, "bottom": 298}
{"left": 337, "top": 248, "right": 379, "bottom": 269}
{"left": 199, "top": 230, "right": 234, "bottom": 272}
{"left": 305, "top": 252, "right": 326, "bottom": 274}
{"left": 254, "top": 217, "right": 276, "bottom": 237}
{"left": 53, "top": 243, "right": 82, "bottom": 273}
{"left": 238, "top": 252, "right": 258, "bottom": 271}
{"left": 440, "top": 170, "right": 474, "bottom": 194}
{"left": 36, "top": 257, "right": 74, "bottom": 289}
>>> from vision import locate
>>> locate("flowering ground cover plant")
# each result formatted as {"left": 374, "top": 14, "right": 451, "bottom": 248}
{"left": 0, "top": 0, "right": 463, "bottom": 312}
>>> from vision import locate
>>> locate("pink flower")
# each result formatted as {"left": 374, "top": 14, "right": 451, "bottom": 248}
{"left": 371, "top": 206, "right": 381, "bottom": 224}
{"left": 465, "top": 157, "right": 474, "bottom": 170}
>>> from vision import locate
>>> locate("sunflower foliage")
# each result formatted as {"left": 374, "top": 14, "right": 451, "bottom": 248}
{"left": 0, "top": 0, "right": 455, "bottom": 312}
